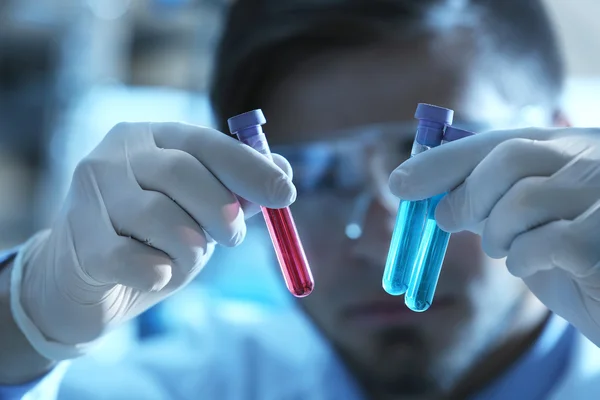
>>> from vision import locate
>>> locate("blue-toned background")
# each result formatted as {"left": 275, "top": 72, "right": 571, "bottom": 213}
{"left": 1, "top": 0, "right": 599, "bottom": 353}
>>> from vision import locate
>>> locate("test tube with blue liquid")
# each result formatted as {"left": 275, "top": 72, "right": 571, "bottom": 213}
{"left": 405, "top": 126, "right": 476, "bottom": 312}
{"left": 382, "top": 104, "right": 454, "bottom": 295}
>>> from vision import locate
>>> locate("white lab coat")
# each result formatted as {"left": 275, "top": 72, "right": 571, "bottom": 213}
{"left": 21, "top": 299, "right": 600, "bottom": 400}
{"left": 548, "top": 329, "right": 600, "bottom": 399}
{"left": 56, "top": 300, "right": 364, "bottom": 400}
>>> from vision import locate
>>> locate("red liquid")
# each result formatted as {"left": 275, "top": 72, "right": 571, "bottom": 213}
{"left": 261, "top": 206, "right": 314, "bottom": 297}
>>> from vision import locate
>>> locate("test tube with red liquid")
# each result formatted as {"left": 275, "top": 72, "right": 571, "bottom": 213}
{"left": 228, "top": 110, "right": 314, "bottom": 297}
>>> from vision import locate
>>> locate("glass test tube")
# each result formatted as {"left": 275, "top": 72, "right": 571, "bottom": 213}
{"left": 382, "top": 104, "right": 454, "bottom": 296}
{"left": 228, "top": 110, "right": 314, "bottom": 297}
{"left": 405, "top": 126, "right": 476, "bottom": 311}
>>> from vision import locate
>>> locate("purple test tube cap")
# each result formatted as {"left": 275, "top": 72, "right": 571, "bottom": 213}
{"left": 444, "top": 126, "right": 476, "bottom": 142}
{"left": 414, "top": 104, "right": 453, "bottom": 147}
{"left": 227, "top": 109, "right": 266, "bottom": 134}
{"left": 415, "top": 103, "right": 454, "bottom": 126}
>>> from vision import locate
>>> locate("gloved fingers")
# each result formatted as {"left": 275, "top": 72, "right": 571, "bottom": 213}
{"left": 237, "top": 153, "right": 295, "bottom": 216}
{"left": 389, "top": 127, "right": 561, "bottom": 200}
{"left": 108, "top": 186, "right": 215, "bottom": 276}
{"left": 388, "top": 127, "right": 595, "bottom": 201}
{"left": 88, "top": 235, "right": 173, "bottom": 292}
{"left": 481, "top": 169, "right": 600, "bottom": 258}
{"left": 506, "top": 200, "right": 600, "bottom": 279}
{"left": 272, "top": 153, "right": 293, "bottom": 180}
{"left": 562, "top": 200, "right": 600, "bottom": 279}
{"left": 504, "top": 219, "right": 567, "bottom": 279}
{"left": 523, "top": 269, "right": 600, "bottom": 346}
{"left": 522, "top": 269, "right": 585, "bottom": 326}
{"left": 520, "top": 206, "right": 600, "bottom": 347}
{"left": 435, "top": 138, "right": 570, "bottom": 232}
{"left": 149, "top": 122, "right": 296, "bottom": 209}
{"left": 523, "top": 270, "right": 571, "bottom": 315}
{"left": 129, "top": 147, "right": 247, "bottom": 246}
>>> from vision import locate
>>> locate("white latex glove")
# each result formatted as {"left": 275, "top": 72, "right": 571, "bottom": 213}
{"left": 11, "top": 122, "right": 295, "bottom": 360}
{"left": 389, "top": 127, "right": 600, "bottom": 345}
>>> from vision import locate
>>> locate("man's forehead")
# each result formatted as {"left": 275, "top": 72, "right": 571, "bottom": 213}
{"left": 260, "top": 37, "right": 523, "bottom": 145}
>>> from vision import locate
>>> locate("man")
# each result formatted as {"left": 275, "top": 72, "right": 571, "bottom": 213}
{"left": 2, "top": 0, "right": 600, "bottom": 399}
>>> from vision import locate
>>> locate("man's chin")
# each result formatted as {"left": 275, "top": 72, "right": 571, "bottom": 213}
{"left": 378, "top": 374, "right": 434, "bottom": 398}
{"left": 343, "top": 328, "right": 439, "bottom": 395}
{"left": 361, "top": 362, "right": 436, "bottom": 398}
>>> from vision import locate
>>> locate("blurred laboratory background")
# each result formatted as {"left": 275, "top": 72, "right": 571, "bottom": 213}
{"left": 1, "top": 0, "right": 599, "bottom": 341}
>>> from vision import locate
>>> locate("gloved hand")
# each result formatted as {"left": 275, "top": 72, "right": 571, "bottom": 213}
{"left": 389, "top": 127, "right": 600, "bottom": 345}
{"left": 11, "top": 122, "right": 296, "bottom": 360}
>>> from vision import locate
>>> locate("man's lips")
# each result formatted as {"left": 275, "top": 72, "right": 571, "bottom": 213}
{"left": 342, "top": 296, "right": 458, "bottom": 327}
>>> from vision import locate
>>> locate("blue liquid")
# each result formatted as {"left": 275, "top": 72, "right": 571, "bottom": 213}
{"left": 405, "top": 194, "right": 451, "bottom": 312}
{"left": 382, "top": 199, "right": 428, "bottom": 295}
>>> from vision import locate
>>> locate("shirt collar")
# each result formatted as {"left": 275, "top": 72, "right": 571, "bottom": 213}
{"left": 472, "top": 313, "right": 576, "bottom": 400}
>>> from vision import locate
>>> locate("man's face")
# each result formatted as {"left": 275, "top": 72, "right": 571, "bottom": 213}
{"left": 260, "top": 33, "right": 549, "bottom": 396}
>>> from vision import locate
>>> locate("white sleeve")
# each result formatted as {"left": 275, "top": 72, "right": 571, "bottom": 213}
{"left": 55, "top": 299, "right": 333, "bottom": 400}
{"left": 56, "top": 319, "right": 231, "bottom": 400}
{"left": 57, "top": 353, "right": 172, "bottom": 400}
{"left": 0, "top": 363, "right": 70, "bottom": 400}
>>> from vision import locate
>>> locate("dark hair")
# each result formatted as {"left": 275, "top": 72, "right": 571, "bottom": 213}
{"left": 209, "top": 0, "right": 564, "bottom": 131}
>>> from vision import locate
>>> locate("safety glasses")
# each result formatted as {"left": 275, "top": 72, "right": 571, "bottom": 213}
{"left": 271, "top": 120, "right": 492, "bottom": 197}
{"left": 270, "top": 120, "right": 492, "bottom": 240}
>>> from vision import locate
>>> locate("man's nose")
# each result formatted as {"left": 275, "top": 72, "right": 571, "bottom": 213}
{"left": 349, "top": 187, "right": 399, "bottom": 267}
